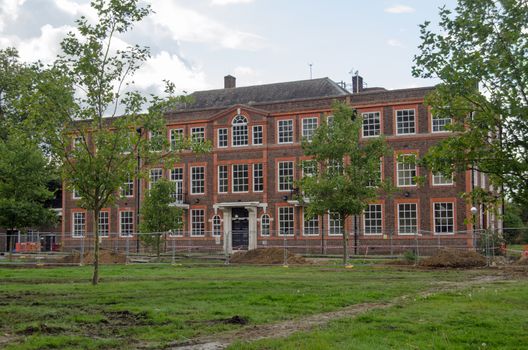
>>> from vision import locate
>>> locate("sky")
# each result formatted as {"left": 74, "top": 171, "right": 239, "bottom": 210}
{"left": 0, "top": 0, "right": 457, "bottom": 96}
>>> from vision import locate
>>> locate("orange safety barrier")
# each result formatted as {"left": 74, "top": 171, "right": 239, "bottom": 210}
{"left": 15, "top": 242, "right": 41, "bottom": 253}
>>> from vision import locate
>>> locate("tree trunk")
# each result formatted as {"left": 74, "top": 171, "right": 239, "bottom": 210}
{"left": 92, "top": 209, "right": 100, "bottom": 285}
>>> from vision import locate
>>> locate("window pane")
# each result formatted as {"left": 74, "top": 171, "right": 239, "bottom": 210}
{"left": 191, "top": 209, "right": 205, "bottom": 236}
{"left": 303, "top": 211, "right": 319, "bottom": 235}
{"left": 218, "top": 128, "right": 228, "bottom": 148}
{"left": 278, "top": 120, "right": 293, "bottom": 143}
{"left": 278, "top": 161, "right": 294, "bottom": 191}
{"left": 397, "top": 154, "right": 417, "bottom": 187}
{"left": 218, "top": 165, "right": 228, "bottom": 193}
{"left": 279, "top": 207, "right": 294, "bottom": 235}
{"left": 434, "top": 202, "right": 454, "bottom": 234}
{"left": 261, "top": 214, "right": 270, "bottom": 236}
{"left": 398, "top": 203, "right": 417, "bottom": 235}
{"left": 252, "top": 125, "right": 263, "bottom": 145}
{"left": 364, "top": 204, "right": 382, "bottom": 235}
{"left": 232, "top": 115, "right": 248, "bottom": 146}
{"left": 302, "top": 117, "right": 318, "bottom": 141}
{"left": 362, "top": 112, "right": 381, "bottom": 137}
{"left": 396, "top": 109, "right": 415, "bottom": 134}
{"left": 328, "top": 212, "right": 343, "bottom": 235}
{"left": 191, "top": 166, "right": 205, "bottom": 194}
{"left": 120, "top": 211, "right": 134, "bottom": 236}
{"left": 232, "top": 164, "right": 249, "bottom": 192}
{"left": 98, "top": 211, "right": 109, "bottom": 237}
{"left": 253, "top": 163, "right": 264, "bottom": 192}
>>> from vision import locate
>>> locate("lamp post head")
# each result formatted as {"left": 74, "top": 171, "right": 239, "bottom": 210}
{"left": 470, "top": 206, "right": 478, "bottom": 215}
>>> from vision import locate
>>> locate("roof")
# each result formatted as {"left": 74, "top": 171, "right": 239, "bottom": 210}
{"left": 179, "top": 77, "right": 350, "bottom": 110}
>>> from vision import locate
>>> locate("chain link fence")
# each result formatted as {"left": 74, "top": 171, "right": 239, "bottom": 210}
{"left": 0, "top": 228, "right": 526, "bottom": 266}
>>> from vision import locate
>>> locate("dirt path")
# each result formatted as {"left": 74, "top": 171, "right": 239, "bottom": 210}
{"left": 165, "top": 274, "right": 511, "bottom": 350}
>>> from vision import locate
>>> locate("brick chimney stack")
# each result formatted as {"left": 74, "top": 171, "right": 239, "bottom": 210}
{"left": 224, "top": 75, "right": 236, "bottom": 89}
{"left": 352, "top": 75, "right": 363, "bottom": 93}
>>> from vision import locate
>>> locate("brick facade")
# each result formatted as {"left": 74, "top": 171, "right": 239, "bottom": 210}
{"left": 60, "top": 77, "right": 481, "bottom": 252}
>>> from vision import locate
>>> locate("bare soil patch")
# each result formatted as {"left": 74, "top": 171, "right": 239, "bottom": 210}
{"left": 419, "top": 249, "right": 486, "bottom": 268}
{"left": 516, "top": 256, "right": 528, "bottom": 266}
{"left": 230, "top": 248, "right": 308, "bottom": 265}
{"left": 60, "top": 249, "right": 127, "bottom": 264}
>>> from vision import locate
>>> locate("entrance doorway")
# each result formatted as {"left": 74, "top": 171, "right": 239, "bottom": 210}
{"left": 231, "top": 207, "right": 249, "bottom": 250}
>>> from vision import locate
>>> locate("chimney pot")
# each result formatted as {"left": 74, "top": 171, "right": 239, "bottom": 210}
{"left": 224, "top": 75, "right": 236, "bottom": 89}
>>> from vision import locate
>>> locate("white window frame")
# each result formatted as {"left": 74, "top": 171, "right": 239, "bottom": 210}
{"left": 363, "top": 204, "right": 383, "bottom": 235}
{"left": 72, "top": 187, "right": 81, "bottom": 199}
{"left": 432, "top": 172, "right": 454, "bottom": 186}
{"left": 397, "top": 154, "right": 417, "bottom": 187}
{"left": 121, "top": 174, "right": 134, "bottom": 197}
{"left": 149, "top": 168, "right": 163, "bottom": 190}
{"left": 119, "top": 211, "right": 134, "bottom": 237}
{"left": 253, "top": 163, "right": 264, "bottom": 192}
{"left": 302, "top": 117, "right": 318, "bottom": 142}
{"left": 232, "top": 164, "right": 249, "bottom": 193}
{"left": 278, "top": 207, "right": 295, "bottom": 236}
{"left": 72, "top": 212, "right": 86, "bottom": 238}
{"left": 303, "top": 210, "right": 319, "bottom": 236}
{"left": 277, "top": 119, "right": 294, "bottom": 144}
{"left": 217, "top": 128, "right": 228, "bottom": 148}
{"left": 232, "top": 115, "right": 249, "bottom": 147}
{"left": 190, "top": 166, "right": 205, "bottom": 195}
{"left": 397, "top": 203, "right": 418, "bottom": 235}
{"left": 260, "top": 214, "right": 271, "bottom": 236}
{"left": 191, "top": 127, "right": 205, "bottom": 142}
{"left": 362, "top": 111, "right": 381, "bottom": 137}
{"left": 212, "top": 215, "right": 222, "bottom": 236}
{"left": 277, "top": 161, "right": 294, "bottom": 192}
{"left": 328, "top": 212, "right": 343, "bottom": 236}
{"left": 170, "top": 128, "right": 184, "bottom": 151}
{"left": 170, "top": 168, "right": 184, "bottom": 203}
{"left": 191, "top": 209, "right": 205, "bottom": 237}
{"left": 433, "top": 202, "right": 455, "bottom": 235}
{"left": 98, "top": 211, "right": 109, "bottom": 237}
{"left": 431, "top": 115, "right": 452, "bottom": 133}
{"left": 252, "top": 125, "right": 263, "bottom": 145}
{"left": 396, "top": 109, "right": 416, "bottom": 135}
{"left": 218, "top": 165, "right": 228, "bottom": 193}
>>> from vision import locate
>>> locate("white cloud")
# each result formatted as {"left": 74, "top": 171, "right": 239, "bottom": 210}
{"left": 53, "top": 0, "right": 97, "bottom": 22}
{"left": 384, "top": 5, "right": 415, "bottom": 14}
{"left": 131, "top": 51, "right": 209, "bottom": 94}
{"left": 387, "top": 39, "right": 404, "bottom": 47}
{"left": 147, "top": 0, "right": 266, "bottom": 50}
{"left": 0, "top": 0, "right": 26, "bottom": 31}
{"left": 211, "top": 0, "right": 254, "bottom": 5}
{"left": 11, "top": 24, "right": 74, "bottom": 63}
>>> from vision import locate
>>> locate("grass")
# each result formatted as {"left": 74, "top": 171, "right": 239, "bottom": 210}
{"left": 231, "top": 280, "right": 528, "bottom": 350}
{"left": 0, "top": 264, "right": 523, "bottom": 349}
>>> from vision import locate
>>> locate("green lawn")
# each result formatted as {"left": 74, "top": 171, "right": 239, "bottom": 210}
{"left": 0, "top": 264, "right": 523, "bottom": 349}
{"left": 231, "top": 279, "right": 528, "bottom": 350}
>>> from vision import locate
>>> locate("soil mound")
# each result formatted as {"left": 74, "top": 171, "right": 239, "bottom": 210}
{"left": 516, "top": 256, "right": 528, "bottom": 266}
{"left": 230, "top": 248, "right": 308, "bottom": 265}
{"left": 60, "top": 250, "right": 127, "bottom": 264}
{"left": 419, "top": 249, "right": 486, "bottom": 268}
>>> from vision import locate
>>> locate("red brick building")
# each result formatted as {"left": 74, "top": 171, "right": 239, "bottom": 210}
{"left": 61, "top": 75, "right": 496, "bottom": 254}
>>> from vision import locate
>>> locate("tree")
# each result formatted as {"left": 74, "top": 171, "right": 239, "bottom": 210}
{"left": 139, "top": 179, "right": 183, "bottom": 260}
{"left": 412, "top": 0, "right": 528, "bottom": 208}
{"left": 33, "top": 0, "right": 209, "bottom": 285}
{"left": 0, "top": 132, "right": 57, "bottom": 237}
{"left": 298, "top": 102, "right": 390, "bottom": 265}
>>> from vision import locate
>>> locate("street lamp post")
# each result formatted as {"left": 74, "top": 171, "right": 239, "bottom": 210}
{"left": 470, "top": 206, "right": 478, "bottom": 251}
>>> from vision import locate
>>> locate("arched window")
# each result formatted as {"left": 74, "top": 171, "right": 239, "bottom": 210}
{"left": 212, "top": 215, "right": 222, "bottom": 236}
{"left": 260, "top": 214, "right": 270, "bottom": 236}
{"left": 232, "top": 115, "right": 248, "bottom": 146}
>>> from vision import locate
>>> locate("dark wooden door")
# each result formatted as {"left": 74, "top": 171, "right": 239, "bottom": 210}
{"left": 232, "top": 208, "right": 249, "bottom": 249}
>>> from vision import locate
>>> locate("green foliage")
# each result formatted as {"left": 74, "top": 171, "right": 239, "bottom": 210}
{"left": 298, "top": 101, "right": 391, "bottom": 264}
{"left": 413, "top": 0, "right": 528, "bottom": 206}
{"left": 503, "top": 202, "right": 527, "bottom": 243}
{"left": 9, "top": 0, "right": 211, "bottom": 283}
{"left": 403, "top": 250, "right": 418, "bottom": 263}
{"left": 0, "top": 132, "right": 57, "bottom": 231}
{"left": 139, "top": 179, "right": 183, "bottom": 258}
